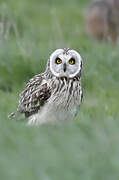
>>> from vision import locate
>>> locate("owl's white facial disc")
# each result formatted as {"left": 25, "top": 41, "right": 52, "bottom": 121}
{"left": 49, "top": 49, "right": 82, "bottom": 78}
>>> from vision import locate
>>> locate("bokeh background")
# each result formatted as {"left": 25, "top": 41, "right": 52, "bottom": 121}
{"left": 0, "top": 0, "right": 119, "bottom": 179}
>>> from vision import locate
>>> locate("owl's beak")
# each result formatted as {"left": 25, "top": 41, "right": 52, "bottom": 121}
{"left": 63, "top": 63, "right": 66, "bottom": 72}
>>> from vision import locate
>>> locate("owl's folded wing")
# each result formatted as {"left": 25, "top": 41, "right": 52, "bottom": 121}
{"left": 17, "top": 74, "right": 51, "bottom": 117}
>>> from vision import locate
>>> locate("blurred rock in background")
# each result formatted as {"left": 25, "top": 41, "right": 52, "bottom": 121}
{"left": 84, "top": 0, "right": 119, "bottom": 44}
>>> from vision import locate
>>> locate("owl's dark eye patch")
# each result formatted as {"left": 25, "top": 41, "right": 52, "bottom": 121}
{"left": 69, "top": 58, "right": 75, "bottom": 65}
{"left": 55, "top": 57, "right": 62, "bottom": 64}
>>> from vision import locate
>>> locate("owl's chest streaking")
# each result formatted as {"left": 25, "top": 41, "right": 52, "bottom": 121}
{"left": 28, "top": 77, "right": 82, "bottom": 125}
{"left": 49, "top": 77, "right": 82, "bottom": 107}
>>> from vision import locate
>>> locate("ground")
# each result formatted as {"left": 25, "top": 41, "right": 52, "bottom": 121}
{"left": 0, "top": 0, "right": 119, "bottom": 179}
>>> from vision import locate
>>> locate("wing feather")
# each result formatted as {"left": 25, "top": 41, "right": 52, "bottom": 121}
{"left": 17, "top": 74, "right": 51, "bottom": 117}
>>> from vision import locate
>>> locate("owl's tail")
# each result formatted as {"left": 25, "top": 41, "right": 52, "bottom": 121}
{"left": 8, "top": 112, "right": 17, "bottom": 119}
{"left": 8, "top": 110, "right": 26, "bottom": 121}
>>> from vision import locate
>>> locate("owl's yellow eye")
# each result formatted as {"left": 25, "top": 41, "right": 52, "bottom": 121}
{"left": 55, "top": 58, "right": 62, "bottom": 64}
{"left": 69, "top": 58, "right": 75, "bottom": 65}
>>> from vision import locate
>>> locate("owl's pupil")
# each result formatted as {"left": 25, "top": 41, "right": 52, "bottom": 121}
{"left": 55, "top": 58, "right": 62, "bottom": 64}
{"left": 69, "top": 58, "right": 75, "bottom": 65}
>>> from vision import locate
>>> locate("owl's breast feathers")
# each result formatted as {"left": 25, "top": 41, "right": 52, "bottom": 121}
{"left": 17, "top": 75, "right": 82, "bottom": 119}
{"left": 18, "top": 74, "right": 51, "bottom": 117}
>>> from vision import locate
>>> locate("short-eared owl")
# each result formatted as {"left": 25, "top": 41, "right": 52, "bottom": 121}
{"left": 10, "top": 48, "right": 83, "bottom": 125}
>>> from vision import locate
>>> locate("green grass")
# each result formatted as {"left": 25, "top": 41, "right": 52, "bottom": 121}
{"left": 0, "top": 0, "right": 119, "bottom": 179}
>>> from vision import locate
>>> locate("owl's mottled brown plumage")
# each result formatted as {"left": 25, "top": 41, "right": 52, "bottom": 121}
{"left": 18, "top": 74, "right": 51, "bottom": 117}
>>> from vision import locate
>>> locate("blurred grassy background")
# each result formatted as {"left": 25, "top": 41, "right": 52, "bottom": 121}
{"left": 0, "top": 0, "right": 119, "bottom": 179}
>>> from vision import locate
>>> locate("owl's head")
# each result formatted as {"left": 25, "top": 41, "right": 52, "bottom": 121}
{"left": 48, "top": 48, "right": 82, "bottom": 78}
